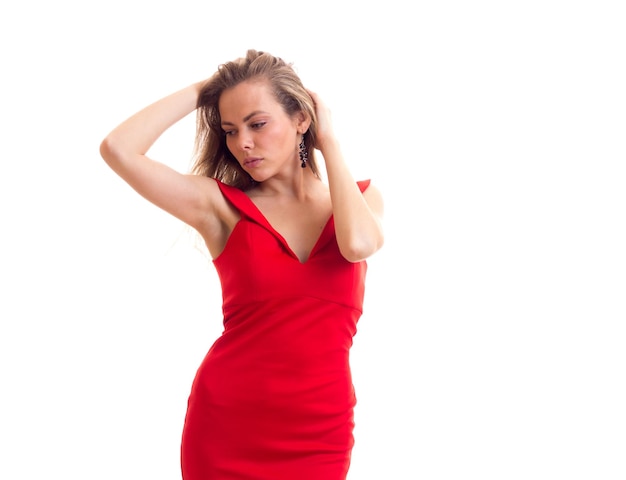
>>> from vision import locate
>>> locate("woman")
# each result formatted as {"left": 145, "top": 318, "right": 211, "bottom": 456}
{"left": 100, "top": 49, "right": 384, "bottom": 479}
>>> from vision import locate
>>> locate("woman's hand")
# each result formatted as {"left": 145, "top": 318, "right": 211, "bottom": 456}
{"left": 306, "top": 89, "right": 338, "bottom": 153}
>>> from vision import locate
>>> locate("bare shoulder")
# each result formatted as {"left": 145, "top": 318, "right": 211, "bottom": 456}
{"left": 184, "top": 175, "right": 233, "bottom": 216}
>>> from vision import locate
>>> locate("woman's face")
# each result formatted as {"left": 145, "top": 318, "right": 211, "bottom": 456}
{"left": 219, "top": 79, "right": 304, "bottom": 181}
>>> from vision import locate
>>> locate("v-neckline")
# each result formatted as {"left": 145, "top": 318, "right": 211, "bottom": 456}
{"left": 243, "top": 194, "right": 333, "bottom": 264}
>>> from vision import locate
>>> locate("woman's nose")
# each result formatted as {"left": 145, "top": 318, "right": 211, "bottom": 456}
{"left": 238, "top": 131, "right": 253, "bottom": 150}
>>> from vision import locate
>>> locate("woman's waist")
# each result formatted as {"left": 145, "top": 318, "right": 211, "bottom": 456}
{"left": 194, "top": 352, "right": 355, "bottom": 411}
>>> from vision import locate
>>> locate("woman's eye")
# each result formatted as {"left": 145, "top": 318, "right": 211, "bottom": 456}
{"left": 251, "top": 122, "right": 266, "bottom": 129}
{"left": 223, "top": 130, "right": 235, "bottom": 136}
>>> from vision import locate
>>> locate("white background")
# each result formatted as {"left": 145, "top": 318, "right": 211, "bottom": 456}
{"left": 1, "top": 1, "right": 625, "bottom": 479}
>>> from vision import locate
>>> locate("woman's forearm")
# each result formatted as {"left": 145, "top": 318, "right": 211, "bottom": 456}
{"left": 101, "top": 82, "right": 203, "bottom": 161}
{"left": 322, "top": 139, "right": 385, "bottom": 262}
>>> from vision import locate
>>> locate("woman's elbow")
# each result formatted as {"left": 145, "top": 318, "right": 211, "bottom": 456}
{"left": 99, "top": 134, "right": 129, "bottom": 171}
{"left": 340, "top": 234, "right": 384, "bottom": 263}
{"left": 99, "top": 135, "right": 117, "bottom": 165}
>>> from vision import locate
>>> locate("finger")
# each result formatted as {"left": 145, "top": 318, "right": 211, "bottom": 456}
{"left": 306, "top": 88, "right": 319, "bottom": 104}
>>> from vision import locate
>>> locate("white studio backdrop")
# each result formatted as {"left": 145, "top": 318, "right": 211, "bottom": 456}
{"left": 1, "top": 1, "right": 625, "bottom": 479}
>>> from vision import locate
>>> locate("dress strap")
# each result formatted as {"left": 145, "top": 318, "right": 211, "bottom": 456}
{"left": 357, "top": 179, "right": 371, "bottom": 193}
{"left": 214, "top": 179, "right": 275, "bottom": 231}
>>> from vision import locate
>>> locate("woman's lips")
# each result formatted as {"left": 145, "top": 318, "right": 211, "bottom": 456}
{"left": 244, "top": 157, "right": 263, "bottom": 168}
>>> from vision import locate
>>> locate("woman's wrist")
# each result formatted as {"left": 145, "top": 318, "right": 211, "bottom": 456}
{"left": 317, "top": 136, "right": 341, "bottom": 157}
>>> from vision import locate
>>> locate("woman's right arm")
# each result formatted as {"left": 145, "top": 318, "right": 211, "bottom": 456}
{"left": 99, "top": 82, "right": 228, "bottom": 243}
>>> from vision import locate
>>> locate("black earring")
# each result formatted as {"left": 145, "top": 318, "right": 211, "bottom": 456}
{"left": 299, "top": 136, "right": 308, "bottom": 168}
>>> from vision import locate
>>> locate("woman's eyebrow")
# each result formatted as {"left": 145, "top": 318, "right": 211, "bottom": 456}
{"left": 221, "top": 110, "right": 269, "bottom": 126}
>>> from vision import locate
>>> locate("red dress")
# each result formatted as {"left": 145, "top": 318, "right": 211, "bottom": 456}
{"left": 180, "top": 179, "right": 370, "bottom": 480}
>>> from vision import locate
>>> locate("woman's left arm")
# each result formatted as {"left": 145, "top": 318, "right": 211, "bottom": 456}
{"left": 308, "top": 90, "right": 384, "bottom": 262}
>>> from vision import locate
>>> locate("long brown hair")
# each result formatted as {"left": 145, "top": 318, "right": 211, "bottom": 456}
{"left": 192, "top": 50, "right": 319, "bottom": 190}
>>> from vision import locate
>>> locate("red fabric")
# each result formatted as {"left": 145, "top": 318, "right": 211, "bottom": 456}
{"left": 180, "top": 179, "right": 370, "bottom": 480}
